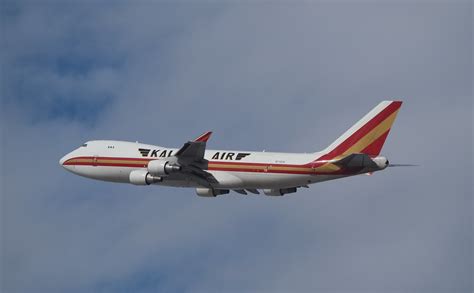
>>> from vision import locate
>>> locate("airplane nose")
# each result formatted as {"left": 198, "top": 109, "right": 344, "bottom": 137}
{"left": 59, "top": 152, "right": 77, "bottom": 174}
{"left": 59, "top": 155, "right": 68, "bottom": 166}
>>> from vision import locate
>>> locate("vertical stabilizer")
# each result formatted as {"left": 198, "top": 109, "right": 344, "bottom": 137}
{"left": 318, "top": 101, "right": 402, "bottom": 159}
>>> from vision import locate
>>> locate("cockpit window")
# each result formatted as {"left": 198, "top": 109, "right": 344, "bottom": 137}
{"left": 81, "top": 143, "right": 88, "bottom": 147}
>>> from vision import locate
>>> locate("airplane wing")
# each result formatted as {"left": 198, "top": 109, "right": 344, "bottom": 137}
{"left": 174, "top": 131, "right": 212, "bottom": 162}
{"left": 173, "top": 131, "right": 218, "bottom": 186}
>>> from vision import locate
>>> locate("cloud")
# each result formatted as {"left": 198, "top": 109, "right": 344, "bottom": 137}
{"left": 1, "top": 1, "right": 472, "bottom": 292}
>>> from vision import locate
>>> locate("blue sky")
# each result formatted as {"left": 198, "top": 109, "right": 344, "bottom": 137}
{"left": 1, "top": 1, "right": 472, "bottom": 292}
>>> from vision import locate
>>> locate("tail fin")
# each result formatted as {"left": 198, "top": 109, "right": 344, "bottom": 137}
{"left": 319, "top": 101, "right": 402, "bottom": 159}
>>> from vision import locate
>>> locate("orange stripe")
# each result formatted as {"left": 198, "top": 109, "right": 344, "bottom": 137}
{"left": 64, "top": 157, "right": 349, "bottom": 175}
{"left": 316, "top": 101, "right": 402, "bottom": 162}
{"left": 341, "top": 109, "right": 400, "bottom": 155}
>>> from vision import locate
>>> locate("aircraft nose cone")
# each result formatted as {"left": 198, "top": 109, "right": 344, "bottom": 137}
{"left": 59, "top": 152, "right": 77, "bottom": 174}
{"left": 59, "top": 155, "right": 68, "bottom": 166}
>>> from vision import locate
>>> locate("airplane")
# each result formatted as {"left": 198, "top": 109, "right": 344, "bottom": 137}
{"left": 60, "top": 100, "right": 405, "bottom": 197}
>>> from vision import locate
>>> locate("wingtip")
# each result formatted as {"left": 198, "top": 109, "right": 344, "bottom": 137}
{"left": 194, "top": 131, "right": 213, "bottom": 142}
{"left": 382, "top": 100, "right": 403, "bottom": 106}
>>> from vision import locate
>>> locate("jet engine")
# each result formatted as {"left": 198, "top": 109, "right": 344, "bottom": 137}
{"left": 196, "top": 188, "right": 229, "bottom": 197}
{"left": 263, "top": 187, "right": 297, "bottom": 196}
{"left": 147, "top": 159, "right": 181, "bottom": 176}
{"left": 129, "top": 170, "right": 162, "bottom": 185}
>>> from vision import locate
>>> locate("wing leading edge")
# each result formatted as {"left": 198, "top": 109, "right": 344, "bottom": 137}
{"left": 173, "top": 131, "right": 218, "bottom": 187}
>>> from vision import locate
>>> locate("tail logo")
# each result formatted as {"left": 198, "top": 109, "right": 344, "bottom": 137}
{"left": 315, "top": 100, "right": 403, "bottom": 163}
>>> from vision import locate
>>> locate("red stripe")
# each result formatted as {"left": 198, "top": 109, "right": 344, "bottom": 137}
{"left": 64, "top": 157, "right": 304, "bottom": 169}
{"left": 63, "top": 156, "right": 355, "bottom": 175}
{"left": 207, "top": 166, "right": 353, "bottom": 175}
{"left": 63, "top": 156, "right": 151, "bottom": 164}
{"left": 209, "top": 161, "right": 300, "bottom": 168}
{"left": 68, "top": 162, "right": 148, "bottom": 168}
{"left": 360, "top": 129, "right": 390, "bottom": 156}
{"left": 315, "top": 101, "right": 401, "bottom": 162}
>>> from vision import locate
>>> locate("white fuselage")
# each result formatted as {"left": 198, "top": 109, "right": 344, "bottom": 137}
{"left": 59, "top": 101, "right": 401, "bottom": 195}
{"left": 60, "top": 140, "right": 353, "bottom": 189}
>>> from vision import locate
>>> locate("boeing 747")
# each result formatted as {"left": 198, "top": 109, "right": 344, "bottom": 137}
{"left": 60, "top": 101, "right": 404, "bottom": 197}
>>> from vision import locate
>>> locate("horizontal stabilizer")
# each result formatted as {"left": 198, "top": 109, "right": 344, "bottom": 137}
{"left": 332, "top": 153, "right": 378, "bottom": 169}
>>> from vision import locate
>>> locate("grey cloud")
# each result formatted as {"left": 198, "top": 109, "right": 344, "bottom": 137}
{"left": 1, "top": 1, "right": 472, "bottom": 293}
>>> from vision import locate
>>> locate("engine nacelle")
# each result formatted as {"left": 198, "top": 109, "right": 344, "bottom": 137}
{"left": 372, "top": 156, "right": 389, "bottom": 170}
{"left": 147, "top": 159, "right": 181, "bottom": 176}
{"left": 263, "top": 187, "right": 297, "bottom": 196}
{"left": 196, "top": 188, "right": 229, "bottom": 197}
{"left": 129, "top": 170, "right": 162, "bottom": 185}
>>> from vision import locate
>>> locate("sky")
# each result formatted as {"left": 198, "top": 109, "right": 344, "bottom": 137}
{"left": 1, "top": 1, "right": 472, "bottom": 292}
